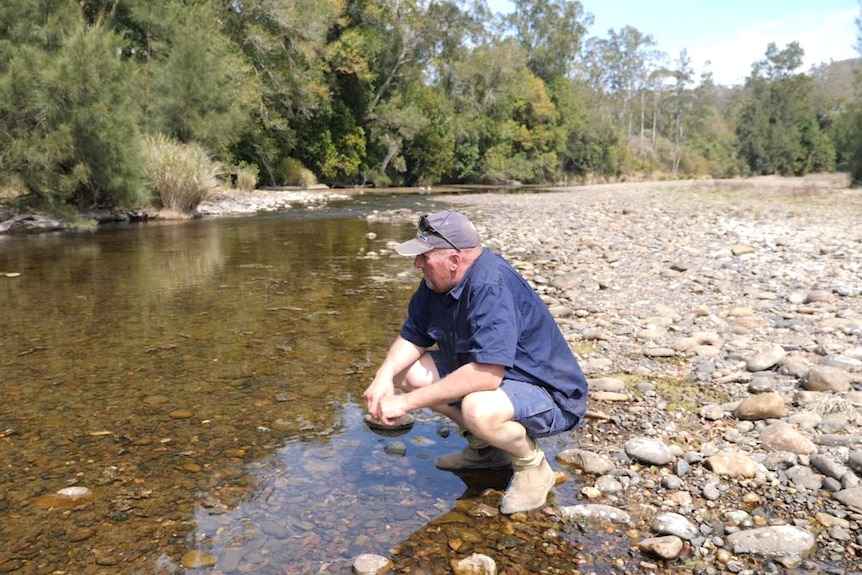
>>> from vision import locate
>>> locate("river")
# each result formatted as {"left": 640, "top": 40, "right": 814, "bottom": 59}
{"left": 0, "top": 193, "right": 599, "bottom": 574}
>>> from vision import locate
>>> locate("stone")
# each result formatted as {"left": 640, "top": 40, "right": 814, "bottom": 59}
{"left": 759, "top": 421, "right": 816, "bottom": 454}
{"left": 180, "top": 550, "right": 217, "bottom": 569}
{"left": 733, "top": 392, "right": 786, "bottom": 420}
{"left": 804, "top": 366, "right": 852, "bottom": 392}
{"left": 706, "top": 450, "right": 758, "bottom": 478}
{"left": 451, "top": 553, "right": 496, "bottom": 575}
{"left": 726, "top": 525, "right": 816, "bottom": 568}
{"left": 625, "top": 437, "right": 675, "bottom": 466}
{"left": 833, "top": 486, "right": 862, "bottom": 511}
{"left": 556, "top": 449, "right": 615, "bottom": 475}
{"left": 651, "top": 512, "right": 699, "bottom": 540}
{"left": 559, "top": 504, "right": 634, "bottom": 527}
{"left": 637, "top": 535, "right": 684, "bottom": 560}
{"left": 352, "top": 553, "right": 392, "bottom": 575}
{"left": 745, "top": 343, "right": 786, "bottom": 372}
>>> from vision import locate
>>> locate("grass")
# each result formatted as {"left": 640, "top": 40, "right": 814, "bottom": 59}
{"left": 142, "top": 133, "right": 222, "bottom": 213}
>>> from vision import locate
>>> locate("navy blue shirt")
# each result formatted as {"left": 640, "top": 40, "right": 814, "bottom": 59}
{"left": 400, "top": 248, "right": 587, "bottom": 419}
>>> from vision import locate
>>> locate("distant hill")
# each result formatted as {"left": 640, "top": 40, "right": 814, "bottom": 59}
{"left": 809, "top": 57, "right": 862, "bottom": 104}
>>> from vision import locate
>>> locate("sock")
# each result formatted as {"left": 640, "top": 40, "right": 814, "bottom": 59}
{"left": 460, "top": 428, "right": 490, "bottom": 450}
{"left": 510, "top": 439, "right": 544, "bottom": 471}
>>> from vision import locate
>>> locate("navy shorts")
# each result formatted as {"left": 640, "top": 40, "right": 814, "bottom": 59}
{"left": 430, "top": 351, "right": 579, "bottom": 438}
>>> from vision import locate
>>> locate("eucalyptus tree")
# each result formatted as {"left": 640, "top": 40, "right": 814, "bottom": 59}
{"left": 443, "top": 37, "right": 562, "bottom": 183}
{"left": 584, "top": 25, "right": 658, "bottom": 141}
{"left": 327, "top": 0, "right": 483, "bottom": 184}
{"left": 505, "top": 0, "right": 592, "bottom": 84}
{"left": 668, "top": 50, "right": 694, "bottom": 175}
{"left": 220, "top": 0, "right": 341, "bottom": 184}
{"left": 831, "top": 4, "right": 862, "bottom": 183}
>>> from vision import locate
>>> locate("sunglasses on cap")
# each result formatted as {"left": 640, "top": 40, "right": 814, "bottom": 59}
{"left": 418, "top": 214, "right": 461, "bottom": 252}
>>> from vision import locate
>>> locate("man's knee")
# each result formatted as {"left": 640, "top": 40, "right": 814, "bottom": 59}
{"left": 461, "top": 391, "right": 511, "bottom": 427}
{"left": 401, "top": 353, "right": 439, "bottom": 391}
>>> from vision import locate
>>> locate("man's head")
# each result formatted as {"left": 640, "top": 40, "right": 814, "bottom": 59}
{"left": 394, "top": 211, "right": 481, "bottom": 256}
{"left": 395, "top": 211, "right": 483, "bottom": 293}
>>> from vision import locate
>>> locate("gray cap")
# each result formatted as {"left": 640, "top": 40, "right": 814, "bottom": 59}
{"left": 394, "top": 211, "right": 481, "bottom": 256}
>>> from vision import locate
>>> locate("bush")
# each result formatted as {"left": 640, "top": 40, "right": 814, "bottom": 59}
{"left": 142, "top": 134, "right": 221, "bottom": 213}
{"left": 280, "top": 158, "right": 317, "bottom": 187}
{"left": 235, "top": 162, "right": 258, "bottom": 193}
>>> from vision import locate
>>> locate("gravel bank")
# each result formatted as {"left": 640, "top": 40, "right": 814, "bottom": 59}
{"left": 413, "top": 175, "right": 862, "bottom": 574}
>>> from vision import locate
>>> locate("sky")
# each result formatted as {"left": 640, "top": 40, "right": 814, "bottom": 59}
{"left": 487, "top": 0, "right": 860, "bottom": 86}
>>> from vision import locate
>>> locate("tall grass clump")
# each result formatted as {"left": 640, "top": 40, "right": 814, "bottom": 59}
{"left": 281, "top": 158, "right": 317, "bottom": 187}
{"left": 235, "top": 162, "right": 258, "bottom": 193}
{"left": 143, "top": 134, "right": 222, "bottom": 213}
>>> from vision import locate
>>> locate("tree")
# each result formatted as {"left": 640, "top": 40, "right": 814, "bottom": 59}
{"left": 140, "top": 2, "right": 260, "bottom": 156}
{"left": 833, "top": 3, "right": 862, "bottom": 183}
{"left": 0, "top": 4, "right": 146, "bottom": 209}
{"left": 668, "top": 50, "right": 694, "bottom": 175}
{"left": 737, "top": 43, "right": 834, "bottom": 176}
{"left": 221, "top": 0, "right": 341, "bottom": 184}
{"left": 583, "top": 26, "right": 658, "bottom": 142}
{"left": 506, "top": 0, "right": 592, "bottom": 83}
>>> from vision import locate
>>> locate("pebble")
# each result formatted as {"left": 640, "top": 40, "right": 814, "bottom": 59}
{"left": 180, "top": 550, "right": 217, "bottom": 569}
{"left": 352, "top": 553, "right": 392, "bottom": 575}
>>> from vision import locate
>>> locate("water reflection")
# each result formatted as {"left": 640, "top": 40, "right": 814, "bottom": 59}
{"left": 0, "top": 199, "right": 595, "bottom": 574}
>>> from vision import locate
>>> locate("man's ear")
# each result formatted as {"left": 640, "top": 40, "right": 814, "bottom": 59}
{"left": 447, "top": 252, "right": 461, "bottom": 270}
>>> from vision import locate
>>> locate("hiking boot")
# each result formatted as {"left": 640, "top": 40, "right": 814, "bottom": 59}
{"left": 499, "top": 453, "right": 555, "bottom": 514}
{"left": 434, "top": 445, "right": 512, "bottom": 471}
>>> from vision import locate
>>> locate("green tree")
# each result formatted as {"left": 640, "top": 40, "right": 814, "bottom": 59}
{"left": 833, "top": 4, "right": 862, "bottom": 183}
{"left": 507, "top": 0, "right": 592, "bottom": 83}
{"left": 221, "top": 0, "right": 340, "bottom": 184}
{"left": 0, "top": 4, "right": 145, "bottom": 209}
{"left": 141, "top": 2, "right": 260, "bottom": 156}
{"left": 737, "top": 42, "right": 834, "bottom": 176}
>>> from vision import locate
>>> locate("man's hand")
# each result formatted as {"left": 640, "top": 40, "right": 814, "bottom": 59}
{"left": 362, "top": 375, "right": 395, "bottom": 422}
{"left": 377, "top": 394, "right": 409, "bottom": 425}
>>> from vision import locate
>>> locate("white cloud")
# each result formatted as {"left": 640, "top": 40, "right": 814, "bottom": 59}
{"left": 688, "top": 8, "right": 858, "bottom": 85}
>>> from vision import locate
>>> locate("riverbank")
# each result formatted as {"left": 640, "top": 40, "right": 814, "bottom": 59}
{"left": 400, "top": 174, "right": 861, "bottom": 574}
{"left": 3, "top": 174, "right": 861, "bottom": 574}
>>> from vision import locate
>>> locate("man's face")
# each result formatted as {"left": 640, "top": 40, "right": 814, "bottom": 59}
{"left": 414, "top": 249, "right": 456, "bottom": 293}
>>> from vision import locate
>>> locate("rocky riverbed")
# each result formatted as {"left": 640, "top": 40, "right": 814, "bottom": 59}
{"left": 3, "top": 175, "right": 861, "bottom": 575}
{"left": 389, "top": 175, "right": 860, "bottom": 575}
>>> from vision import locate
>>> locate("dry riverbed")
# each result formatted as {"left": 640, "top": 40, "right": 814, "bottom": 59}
{"left": 405, "top": 174, "right": 862, "bottom": 575}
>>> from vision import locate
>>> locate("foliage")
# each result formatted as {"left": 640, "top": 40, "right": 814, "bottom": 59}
{"left": 235, "top": 162, "right": 259, "bottom": 193}
{"left": 737, "top": 60, "right": 835, "bottom": 177}
{"left": 0, "top": 10, "right": 146, "bottom": 209}
{"left": 142, "top": 133, "right": 221, "bottom": 213}
{"left": 0, "top": 0, "right": 861, "bottom": 209}
{"left": 280, "top": 158, "right": 318, "bottom": 188}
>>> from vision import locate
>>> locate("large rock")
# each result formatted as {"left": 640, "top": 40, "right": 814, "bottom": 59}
{"left": 625, "top": 437, "right": 675, "bottom": 466}
{"left": 804, "top": 366, "right": 852, "bottom": 392}
{"left": 706, "top": 450, "right": 758, "bottom": 478}
{"left": 760, "top": 421, "right": 816, "bottom": 455}
{"left": 726, "top": 525, "right": 816, "bottom": 568}
{"left": 734, "top": 392, "right": 786, "bottom": 420}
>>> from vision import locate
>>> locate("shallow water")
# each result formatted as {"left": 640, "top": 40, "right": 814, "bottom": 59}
{"left": 0, "top": 195, "right": 607, "bottom": 574}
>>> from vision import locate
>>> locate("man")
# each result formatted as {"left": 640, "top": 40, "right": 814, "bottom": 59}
{"left": 363, "top": 211, "right": 587, "bottom": 514}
